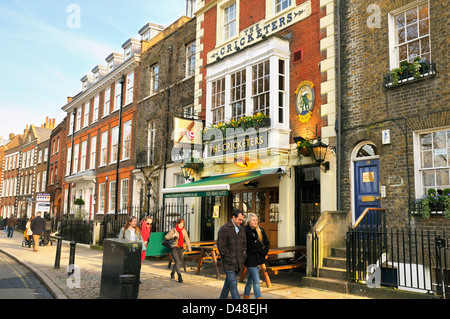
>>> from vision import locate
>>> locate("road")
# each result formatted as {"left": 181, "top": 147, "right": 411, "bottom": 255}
{"left": 0, "top": 252, "right": 54, "bottom": 299}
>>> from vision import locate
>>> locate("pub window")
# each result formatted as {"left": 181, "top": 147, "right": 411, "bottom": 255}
{"left": 252, "top": 60, "right": 270, "bottom": 116}
{"left": 231, "top": 69, "right": 246, "bottom": 121}
{"left": 223, "top": 2, "right": 237, "bottom": 41}
{"left": 211, "top": 77, "right": 225, "bottom": 125}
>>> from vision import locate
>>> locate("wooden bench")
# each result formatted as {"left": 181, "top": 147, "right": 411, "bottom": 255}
{"left": 266, "top": 262, "right": 306, "bottom": 275}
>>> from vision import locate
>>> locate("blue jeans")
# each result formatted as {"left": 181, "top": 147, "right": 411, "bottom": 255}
{"left": 7, "top": 226, "right": 14, "bottom": 238}
{"left": 220, "top": 270, "right": 240, "bottom": 299}
{"left": 244, "top": 266, "right": 261, "bottom": 299}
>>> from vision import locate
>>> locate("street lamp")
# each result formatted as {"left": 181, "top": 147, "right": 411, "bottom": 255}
{"left": 310, "top": 137, "right": 330, "bottom": 172}
{"left": 146, "top": 181, "right": 152, "bottom": 216}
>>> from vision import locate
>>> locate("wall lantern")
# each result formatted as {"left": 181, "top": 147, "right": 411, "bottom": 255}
{"left": 181, "top": 164, "right": 193, "bottom": 180}
{"left": 310, "top": 137, "right": 330, "bottom": 172}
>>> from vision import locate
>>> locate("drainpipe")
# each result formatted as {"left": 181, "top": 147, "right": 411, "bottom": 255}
{"left": 336, "top": 0, "right": 343, "bottom": 211}
{"left": 66, "top": 108, "right": 77, "bottom": 216}
{"left": 115, "top": 76, "right": 125, "bottom": 221}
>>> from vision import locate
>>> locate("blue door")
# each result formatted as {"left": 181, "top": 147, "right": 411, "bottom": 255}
{"left": 354, "top": 159, "right": 381, "bottom": 226}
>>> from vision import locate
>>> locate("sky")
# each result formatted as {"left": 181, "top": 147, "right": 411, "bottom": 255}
{"left": 0, "top": 0, "right": 188, "bottom": 140}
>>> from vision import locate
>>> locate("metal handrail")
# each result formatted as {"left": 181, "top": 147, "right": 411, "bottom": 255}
{"left": 354, "top": 207, "right": 386, "bottom": 228}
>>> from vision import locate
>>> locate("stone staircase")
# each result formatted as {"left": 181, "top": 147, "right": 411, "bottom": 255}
{"left": 301, "top": 247, "right": 350, "bottom": 294}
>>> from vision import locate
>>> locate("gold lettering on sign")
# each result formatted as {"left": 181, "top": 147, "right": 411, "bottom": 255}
{"left": 362, "top": 172, "right": 374, "bottom": 183}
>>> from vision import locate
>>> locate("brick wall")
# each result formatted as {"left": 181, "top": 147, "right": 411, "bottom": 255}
{"left": 340, "top": 0, "right": 450, "bottom": 228}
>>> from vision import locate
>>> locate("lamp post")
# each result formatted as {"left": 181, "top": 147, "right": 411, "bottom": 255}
{"left": 146, "top": 181, "right": 152, "bottom": 216}
{"left": 310, "top": 137, "right": 330, "bottom": 172}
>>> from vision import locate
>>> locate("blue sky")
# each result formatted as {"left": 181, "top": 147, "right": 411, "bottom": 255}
{"left": 0, "top": 0, "right": 188, "bottom": 140}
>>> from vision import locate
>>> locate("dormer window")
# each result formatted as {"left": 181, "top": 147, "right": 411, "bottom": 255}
{"left": 125, "top": 46, "right": 132, "bottom": 59}
{"left": 108, "top": 60, "right": 114, "bottom": 72}
{"left": 105, "top": 53, "right": 124, "bottom": 74}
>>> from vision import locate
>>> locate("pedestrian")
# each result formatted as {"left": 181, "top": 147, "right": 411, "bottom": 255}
{"left": 6, "top": 214, "right": 17, "bottom": 238}
{"left": 243, "top": 213, "right": 269, "bottom": 299}
{"left": 3, "top": 217, "right": 8, "bottom": 235}
{"left": 140, "top": 217, "right": 153, "bottom": 262}
{"left": 119, "top": 216, "right": 145, "bottom": 247}
{"left": 25, "top": 215, "right": 35, "bottom": 248}
{"left": 165, "top": 219, "right": 192, "bottom": 283}
{"left": 44, "top": 214, "right": 52, "bottom": 246}
{"left": 30, "top": 212, "right": 45, "bottom": 252}
{"left": 217, "top": 209, "right": 246, "bottom": 299}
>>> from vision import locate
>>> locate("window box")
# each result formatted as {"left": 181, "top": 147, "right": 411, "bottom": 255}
{"left": 410, "top": 189, "right": 450, "bottom": 219}
{"left": 384, "top": 60, "right": 436, "bottom": 88}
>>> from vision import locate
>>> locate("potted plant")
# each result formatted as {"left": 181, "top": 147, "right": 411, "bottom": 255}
{"left": 296, "top": 138, "right": 312, "bottom": 157}
{"left": 203, "top": 113, "right": 270, "bottom": 137}
{"left": 415, "top": 188, "right": 450, "bottom": 219}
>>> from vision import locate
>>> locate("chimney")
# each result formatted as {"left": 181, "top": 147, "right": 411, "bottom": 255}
{"left": 9, "top": 133, "right": 14, "bottom": 140}
{"left": 67, "top": 97, "right": 73, "bottom": 103}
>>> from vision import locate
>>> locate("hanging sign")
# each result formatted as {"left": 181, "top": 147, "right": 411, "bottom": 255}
{"left": 295, "top": 80, "right": 315, "bottom": 123}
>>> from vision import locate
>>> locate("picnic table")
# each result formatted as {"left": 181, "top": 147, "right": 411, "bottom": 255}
{"left": 240, "top": 245, "right": 306, "bottom": 288}
{"left": 167, "top": 241, "right": 217, "bottom": 272}
{"left": 195, "top": 245, "right": 221, "bottom": 278}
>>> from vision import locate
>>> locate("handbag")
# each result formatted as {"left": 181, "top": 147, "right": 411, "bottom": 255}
{"left": 162, "top": 238, "right": 174, "bottom": 249}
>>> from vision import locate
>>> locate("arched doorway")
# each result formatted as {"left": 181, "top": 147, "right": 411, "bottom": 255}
{"left": 351, "top": 141, "right": 381, "bottom": 225}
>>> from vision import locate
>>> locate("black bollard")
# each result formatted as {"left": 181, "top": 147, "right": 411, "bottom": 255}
{"left": 68, "top": 240, "right": 77, "bottom": 277}
{"left": 119, "top": 275, "right": 136, "bottom": 299}
{"left": 54, "top": 236, "right": 62, "bottom": 269}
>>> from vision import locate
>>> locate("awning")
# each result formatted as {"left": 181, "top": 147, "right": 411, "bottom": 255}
{"left": 162, "top": 168, "right": 280, "bottom": 198}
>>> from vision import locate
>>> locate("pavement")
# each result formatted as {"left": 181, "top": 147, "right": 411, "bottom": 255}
{"left": 0, "top": 231, "right": 369, "bottom": 300}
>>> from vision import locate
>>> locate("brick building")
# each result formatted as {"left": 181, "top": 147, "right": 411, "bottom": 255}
{"left": 339, "top": 0, "right": 449, "bottom": 229}
{"left": 61, "top": 33, "right": 143, "bottom": 220}
{"left": 161, "top": 0, "right": 337, "bottom": 245}
{"left": 46, "top": 116, "right": 67, "bottom": 221}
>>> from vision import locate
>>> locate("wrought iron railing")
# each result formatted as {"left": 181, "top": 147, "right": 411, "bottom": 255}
{"left": 347, "top": 226, "right": 449, "bottom": 298}
{"left": 383, "top": 61, "right": 436, "bottom": 88}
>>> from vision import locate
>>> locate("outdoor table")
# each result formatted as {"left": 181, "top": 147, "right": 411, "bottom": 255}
{"left": 167, "top": 240, "right": 217, "bottom": 271}
{"left": 240, "top": 245, "right": 306, "bottom": 288}
{"left": 195, "top": 245, "right": 221, "bottom": 278}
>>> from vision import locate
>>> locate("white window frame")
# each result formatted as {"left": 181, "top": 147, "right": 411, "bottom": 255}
{"left": 93, "top": 95, "right": 99, "bottom": 123}
{"left": 66, "top": 146, "right": 72, "bottom": 176}
{"left": 109, "top": 181, "right": 116, "bottom": 214}
{"left": 388, "top": 0, "right": 431, "bottom": 69}
{"left": 90, "top": 136, "right": 97, "bottom": 169}
{"left": 83, "top": 102, "right": 90, "bottom": 128}
{"left": 125, "top": 71, "right": 134, "bottom": 105}
{"left": 150, "top": 64, "right": 159, "bottom": 94}
{"left": 73, "top": 143, "right": 79, "bottom": 174}
{"left": 223, "top": 2, "right": 237, "bottom": 41}
{"left": 98, "top": 183, "right": 105, "bottom": 214}
{"left": 413, "top": 126, "right": 450, "bottom": 199}
{"left": 186, "top": 42, "right": 196, "bottom": 78}
{"left": 110, "top": 126, "right": 119, "bottom": 164}
{"left": 120, "top": 179, "right": 129, "bottom": 213}
{"left": 80, "top": 140, "right": 87, "bottom": 172}
{"left": 113, "top": 80, "right": 121, "bottom": 113}
{"left": 122, "top": 120, "right": 132, "bottom": 160}
{"left": 104, "top": 88, "right": 111, "bottom": 118}
{"left": 100, "top": 131, "right": 108, "bottom": 167}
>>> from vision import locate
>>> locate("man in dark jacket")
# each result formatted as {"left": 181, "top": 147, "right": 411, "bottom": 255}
{"left": 217, "top": 209, "right": 246, "bottom": 299}
{"left": 6, "top": 215, "right": 17, "bottom": 238}
{"left": 30, "top": 212, "right": 45, "bottom": 252}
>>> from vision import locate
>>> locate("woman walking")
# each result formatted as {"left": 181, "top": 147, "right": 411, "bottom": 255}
{"left": 140, "top": 217, "right": 152, "bottom": 262}
{"left": 119, "top": 216, "right": 145, "bottom": 250}
{"left": 243, "top": 213, "right": 269, "bottom": 299}
{"left": 165, "top": 219, "right": 191, "bottom": 283}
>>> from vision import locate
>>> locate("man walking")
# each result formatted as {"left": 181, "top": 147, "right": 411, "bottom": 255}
{"left": 6, "top": 214, "right": 17, "bottom": 238}
{"left": 217, "top": 209, "right": 246, "bottom": 299}
{"left": 30, "top": 212, "right": 45, "bottom": 252}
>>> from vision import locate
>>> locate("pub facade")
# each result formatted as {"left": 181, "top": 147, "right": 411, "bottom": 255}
{"left": 163, "top": 0, "right": 338, "bottom": 246}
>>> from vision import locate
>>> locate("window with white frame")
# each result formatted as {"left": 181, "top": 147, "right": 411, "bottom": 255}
{"left": 150, "top": 64, "right": 159, "bottom": 94}
{"left": 93, "top": 95, "right": 99, "bottom": 123}
{"left": 76, "top": 108, "right": 82, "bottom": 131}
{"left": 110, "top": 126, "right": 119, "bottom": 164}
{"left": 184, "top": 104, "right": 195, "bottom": 119}
{"left": 41, "top": 171, "right": 46, "bottom": 192}
{"left": 231, "top": 69, "right": 246, "bottom": 121}
{"left": 100, "top": 131, "right": 108, "bottom": 166}
{"left": 122, "top": 120, "right": 132, "bottom": 160}
{"left": 252, "top": 60, "right": 270, "bottom": 116}
{"left": 120, "top": 179, "right": 129, "bottom": 212}
{"left": 109, "top": 181, "right": 116, "bottom": 214}
{"left": 113, "top": 81, "right": 121, "bottom": 112}
{"left": 80, "top": 140, "right": 87, "bottom": 172}
{"left": 275, "top": 0, "right": 291, "bottom": 13}
{"left": 73, "top": 143, "right": 79, "bottom": 173}
{"left": 83, "top": 102, "right": 90, "bottom": 128}
{"left": 98, "top": 183, "right": 105, "bottom": 214}
{"left": 390, "top": 2, "right": 430, "bottom": 67}
{"left": 104, "top": 88, "right": 111, "bottom": 117}
{"left": 224, "top": 2, "right": 237, "bottom": 41}
{"left": 278, "top": 59, "right": 286, "bottom": 124}
{"left": 211, "top": 77, "right": 225, "bottom": 125}
{"left": 126, "top": 72, "right": 134, "bottom": 104}
{"left": 186, "top": 42, "right": 196, "bottom": 77}
{"left": 66, "top": 146, "right": 72, "bottom": 175}
{"left": 148, "top": 121, "right": 156, "bottom": 165}
{"left": 416, "top": 128, "right": 450, "bottom": 196}
{"left": 90, "top": 136, "right": 97, "bottom": 169}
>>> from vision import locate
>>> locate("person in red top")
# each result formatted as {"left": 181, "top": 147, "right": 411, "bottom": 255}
{"left": 140, "top": 217, "right": 153, "bottom": 262}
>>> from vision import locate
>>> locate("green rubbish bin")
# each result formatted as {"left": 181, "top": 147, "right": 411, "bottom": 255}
{"left": 100, "top": 238, "right": 142, "bottom": 299}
